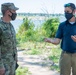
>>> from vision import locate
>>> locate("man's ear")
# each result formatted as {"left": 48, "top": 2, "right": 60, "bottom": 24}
{"left": 74, "top": 9, "right": 76, "bottom": 13}
{"left": 73, "top": 10, "right": 76, "bottom": 15}
{"left": 6, "top": 10, "right": 12, "bottom": 16}
{"left": 74, "top": 9, "right": 76, "bottom": 16}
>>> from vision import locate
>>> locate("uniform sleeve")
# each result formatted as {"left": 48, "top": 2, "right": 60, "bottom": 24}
{"left": 11, "top": 23, "right": 18, "bottom": 62}
{"left": 0, "top": 47, "right": 4, "bottom": 68}
{"left": 15, "top": 48, "right": 17, "bottom": 61}
{"left": 14, "top": 42, "right": 17, "bottom": 61}
{"left": 14, "top": 30, "right": 18, "bottom": 61}
{"left": 55, "top": 23, "right": 63, "bottom": 39}
{"left": 0, "top": 28, "right": 4, "bottom": 68}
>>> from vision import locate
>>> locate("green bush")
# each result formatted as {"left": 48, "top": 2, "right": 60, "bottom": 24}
{"left": 16, "top": 17, "right": 35, "bottom": 43}
{"left": 42, "top": 18, "right": 59, "bottom": 37}
{"left": 16, "top": 17, "right": 60, "bottom": 43}
{"left": 16, "top": 67, "right": 31, "bottom": 75}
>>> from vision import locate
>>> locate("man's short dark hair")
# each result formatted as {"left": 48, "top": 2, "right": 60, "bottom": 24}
{"left": 64, "top": 3, "right": 76, "bottom": 11}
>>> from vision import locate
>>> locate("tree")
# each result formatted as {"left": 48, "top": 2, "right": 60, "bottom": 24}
{"left": 16, "top": 17, "right": 35, "bottom": 43}
{"left": 42, "top": 18, "right": 59, "bottom": 37}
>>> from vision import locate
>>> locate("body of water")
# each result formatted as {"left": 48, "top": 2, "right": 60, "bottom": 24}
{"left": 11, "top": 16, "right": 66, "bottom": 33}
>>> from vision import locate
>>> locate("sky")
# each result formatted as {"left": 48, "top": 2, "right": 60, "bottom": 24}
{"left": 0, "top": 0, "right": 76, "bottom": 14}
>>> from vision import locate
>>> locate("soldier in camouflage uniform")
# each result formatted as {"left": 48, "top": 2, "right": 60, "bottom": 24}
{"left": 0, "top": 3, "right": 19, "bottom": 75}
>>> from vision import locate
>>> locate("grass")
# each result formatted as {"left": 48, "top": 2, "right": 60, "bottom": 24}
{"left": 48, "top": 47, "right": 61, "bottom": 63}
{"left": 48, "top": 46, "right": 61, "bottom": 71}
{"left": 17, "top": 41, "right": 61, "bottom": 71}
{"left": 27, "top": 48, "right": 41, "bottom": 55}
{"left": 18, "top": 42, "right": 46, "bottom": 55}
{"left": 50, "top": 64, "right": 59, "bottom": 71}
{"left": 16, "top": 67, "right": 31, "bottom": 75}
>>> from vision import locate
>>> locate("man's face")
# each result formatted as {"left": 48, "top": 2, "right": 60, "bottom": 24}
{"left": 64, "top": 7, "right": 76, "bottom": 20}
{"left": 64, "top": 7, "right": 73, "bottom": 13}
{"left": 5, "top": 9, "right": 17, "bottom": 20}
{"left": 5, "top": 9, "right": 16, "bottom": 16}
{"left": 9, "top": 10, "right": 16, "bottom": 16}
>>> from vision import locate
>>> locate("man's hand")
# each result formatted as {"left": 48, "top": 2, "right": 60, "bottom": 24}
{"left": 0, "top": 68, "right": 5, "bottom": 75}
{"left": 44, "top": 38, "right": 51, "bottom": 43}
{"left": 71, "top": 35, "right": 76, "bottom": 42}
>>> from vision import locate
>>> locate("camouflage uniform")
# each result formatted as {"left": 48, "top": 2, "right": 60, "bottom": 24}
{"left": 0, "top": 3, "right": 19, "bottom": 75}
{"left": 0, "top": 19, "right": 17, "bottom": 75}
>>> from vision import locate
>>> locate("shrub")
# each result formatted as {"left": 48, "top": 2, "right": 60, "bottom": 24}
{"left": 42, "top": 18, "right": 59, "bottom": 37}
{"left": 16, "top": 67, "right": 31, "bottom": 75}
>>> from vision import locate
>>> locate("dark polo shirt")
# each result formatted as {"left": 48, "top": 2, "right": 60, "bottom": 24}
{"left": 56, "top": 20, "right": 76, "bottom": 53}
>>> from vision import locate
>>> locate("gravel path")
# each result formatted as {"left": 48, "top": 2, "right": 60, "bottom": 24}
{"left": 18, "top": 50, "right": 59, "bottom": 75}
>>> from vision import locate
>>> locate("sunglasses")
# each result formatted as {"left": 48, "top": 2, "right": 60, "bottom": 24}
{"left": 64, "top": 3, "right": 71, "bottom": 7}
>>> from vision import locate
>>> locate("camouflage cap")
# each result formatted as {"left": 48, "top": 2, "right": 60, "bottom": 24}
{"left": 1, "top": 3, "right": 19, "bottom": 10}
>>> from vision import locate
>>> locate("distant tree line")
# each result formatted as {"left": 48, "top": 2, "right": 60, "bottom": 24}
{"left": 17, "top": 13, "right": 64, "bottom": 17}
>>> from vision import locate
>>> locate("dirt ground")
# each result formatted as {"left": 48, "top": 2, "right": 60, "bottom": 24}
{"left": 18, "top": 50, "right": 60, "bottom": 75}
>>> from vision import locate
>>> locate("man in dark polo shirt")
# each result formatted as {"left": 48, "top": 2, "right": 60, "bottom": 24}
{"left": 45, "top": 3, "right": 76, "bottom": 75}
